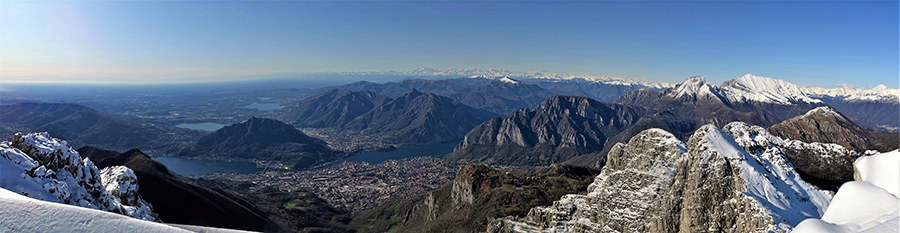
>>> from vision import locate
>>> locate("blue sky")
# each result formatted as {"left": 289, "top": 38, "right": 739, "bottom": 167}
{"left": 1, "top": 1, "right": 897, "bottom": 88}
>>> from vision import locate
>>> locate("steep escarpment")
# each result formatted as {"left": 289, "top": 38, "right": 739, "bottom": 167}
{"left": 769, "top": 106, "right": 898, "bottom": 152}
{"left": 489, "top": 123, "right": 832, "bottom": 233}
{"left": 448, "top": 95, "right": 643, "bottom": 166}
{"left": 358, "top": 164, "right": 598, "bottom": 233}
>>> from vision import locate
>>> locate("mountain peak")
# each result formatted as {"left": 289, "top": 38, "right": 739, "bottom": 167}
{"left": 803, "top": 106, "right": 845, "bottom": 119}
{"left": 498, "top": 77, "right": 519, "bottom": 84}
{"left": 721, "top": 74, "right": 822, "bottom": 105}
{"left": 670, "top": 76, "right": 721, "bottom": 99}
{"left": 406, "top": 88, "right": 424, "bottom": 97}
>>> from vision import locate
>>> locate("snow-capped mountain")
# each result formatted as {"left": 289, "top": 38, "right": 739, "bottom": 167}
{"left": 805, "top": 84, "right": 900, "bottom": 103}
{"left": 794, "top": 150, "right": 899, "bottom": 232}
{"left": 488, "top": 122, "right": 836, "bottom": 233}
{"left": 721, "top": 74, "right": 822, "bottom": 105}
{"left": 0, "top": 132, "right": 158, "bottom": 221}
{"left": 311, "top": 67, "right": 674, "bottom": 89}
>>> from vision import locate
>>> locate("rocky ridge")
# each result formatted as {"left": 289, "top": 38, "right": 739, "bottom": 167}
{"left": 0, "top": 132, "right": 158, "bottom": 221}
{"left": 488, "top": 122, "right": 832, "bottom": 233}
{"left": 448, "top": 95, "right": 643, "bottom": 166}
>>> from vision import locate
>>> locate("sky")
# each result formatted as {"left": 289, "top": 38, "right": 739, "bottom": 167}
{"left": 1, "top": 1, "right": 897, "bottom": 88}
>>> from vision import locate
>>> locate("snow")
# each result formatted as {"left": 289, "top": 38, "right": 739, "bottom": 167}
{"left": 854, "top": 150, "right": 900, "bottom": 196}
{"left": 803, "top": 106, "right": 845, "bottom": 119}
{"left": 0, "top": 187, "right": 190, "bottom": 233}
{"left": 0, "top": 132, "right": 158, "bottom": 221}
{"left": 794, "top": 150, "right": 900, "bottom": 233}
{"left": 721, "top": 74, "right": 822, "bottom": 104}
{"left": 498, "top": 77, "right": 520, "bottom": 84}
{"left": 700, "top": 124, "right": 831, "bottom": 228}
{"left": 804, "top": 83, "right": 900, "bottom": 103}
{"left": 669, "top": 76, "right": 725, "bottom": 100}
{"left": 317, "top": 68, "right": 675, "bottom": 89}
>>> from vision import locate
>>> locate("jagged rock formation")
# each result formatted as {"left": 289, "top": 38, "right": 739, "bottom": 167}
{"left": 448, "top": 95, "right": 643, "bottom": 166}
{"left": 177, "top": 117, "right": 338, "bottom": 169}
{"left": 0, "top": 132, "right": 158, "bottom": 221}
{"left": 77, "top": 146, "right": 287, "bottom": 232}
{"left": 0, "top": 102, "right": 201, "bottom": 154}
{"left": 374, "top": 164, "right": 598, "bottom": 233}
{"left": 488, "top": 123, "right": 832, "bottom": 233}
{"left": 769, "top": 106, "right": 898, "bottom": 152}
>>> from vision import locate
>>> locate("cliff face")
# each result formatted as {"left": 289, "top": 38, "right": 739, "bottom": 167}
{"left": 392, "top": 164, "right": 598, "bottom": 233}
{"left": 449, "top": 95, "right": 643, "bottom": 166}
{"left": 488, "top": 123, "right": 833, "bottom": 233}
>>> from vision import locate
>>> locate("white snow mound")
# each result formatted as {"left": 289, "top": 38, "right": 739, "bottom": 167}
{"left": 794, "top": 150, "right": 900, "bottom": 233}
{"left": 0, "top": 187, "right": 190, "bottom": 233}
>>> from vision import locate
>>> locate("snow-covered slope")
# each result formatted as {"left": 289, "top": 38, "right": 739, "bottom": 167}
{"left": 668, "top": 75, "right": 728, "bottom": 102}
{"left": 0, "top": 187, "right": 188, "bottom": 233}
{"left": 498, "top": 76, "right": 520, "bottom": 84}
{"left": 489, "top": 123, "right": 832, "bottom": 233}
{"left": 794, "top": 150, "right": 900, "bottom": 233}
{"left": 721, "top": 74, "right": 823, "bottom": 104}
{"left": 0, "top": 132, "right": 158, "bottom": 221}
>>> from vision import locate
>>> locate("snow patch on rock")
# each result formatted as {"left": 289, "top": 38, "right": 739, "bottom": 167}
{"left": 0, "top": 132, "right": 158, "bottom": 221}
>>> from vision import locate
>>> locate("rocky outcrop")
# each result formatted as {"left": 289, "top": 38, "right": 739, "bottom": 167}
{"left": 393, "top": 164, "right": 598, "bottom": 233}
{"left": 488, "top": 123, "right": 832, "bottom": 233}
{"left": 78, "top": 146, "right": 285, "bottom": 232}
{"left": 769, "top": 106, "right": 898, "bottom": 152}
{"left": 448, "top": 95, "right": 643, "bottom": 166}
{"left": 0, "top": 132, "right": 158, "bottom": 221}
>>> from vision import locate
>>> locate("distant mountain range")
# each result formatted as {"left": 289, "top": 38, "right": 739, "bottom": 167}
{"left": 305, "top": 67, "right": 673, "bottom": 89}
{"left": 177, "top": 117, "right": 338, "bottom": 169}
{"left": 324, "top": 78, "right": 558, "bottom": 115}
{"left": 454, "top": 74, "right": 898, "bottom": 168}
{"left": 0, "top": 102, "right": 202, "bottom": 154}
{"left": 284, "top": 89, "right": 497, "bottom": 144}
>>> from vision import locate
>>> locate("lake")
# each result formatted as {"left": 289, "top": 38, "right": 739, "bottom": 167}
{"left": 153, "top": 157, "right": 263, "bottom": 176}
{"left": 175, "top": 122, "right": 226, "bottom": 132}
{"left": 243, "top": 102, "right": 284, "bottom": 111}
{"left": 340, "top": 140, "right": 460, "bottom": 164}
